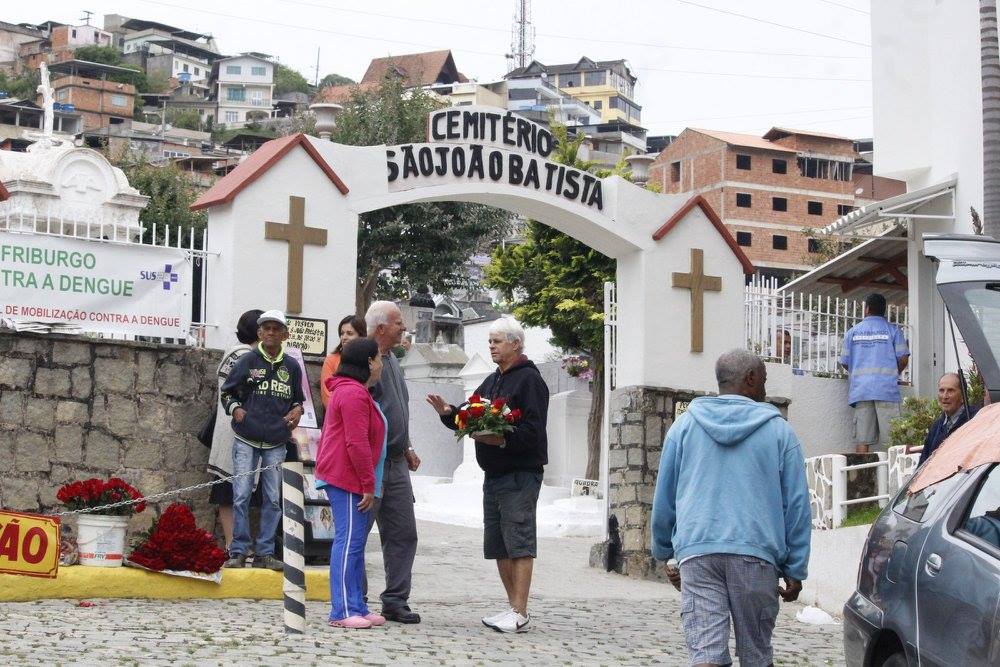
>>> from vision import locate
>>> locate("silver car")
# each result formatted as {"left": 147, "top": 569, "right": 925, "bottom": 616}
{"left": 844, "top": 235, "right": 1000, "bottom": 666}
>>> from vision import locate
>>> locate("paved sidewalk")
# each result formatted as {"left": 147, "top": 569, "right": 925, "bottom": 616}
{"left": 0, "top": 521, "right": 844, "bottom": 665}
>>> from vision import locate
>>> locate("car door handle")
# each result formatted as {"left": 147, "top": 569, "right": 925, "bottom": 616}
{"left": 925, "top": 553, "right": 942, "bottom": 576}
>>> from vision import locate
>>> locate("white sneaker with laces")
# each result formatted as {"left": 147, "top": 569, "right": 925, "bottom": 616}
{"left": 482, "top": 607, "right": 515, "bottom": 628}
{"left": 488, "top": 609, "right": 530, "bottom": 633}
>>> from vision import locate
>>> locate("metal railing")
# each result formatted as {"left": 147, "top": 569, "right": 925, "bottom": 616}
{"left": 745, "top": 275, "right": 911, "bottom": 384}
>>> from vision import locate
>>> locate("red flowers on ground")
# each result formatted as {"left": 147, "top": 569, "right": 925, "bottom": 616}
{"left": 129, "top": 503, "right": 227, "bottom": 574}
{"left": 56, "top": 477, "right": 146, "bottom": 516}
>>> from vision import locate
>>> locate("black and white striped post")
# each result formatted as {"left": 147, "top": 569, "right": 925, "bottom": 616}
{"left": 281, "top": 461, "right": 307, "bottom": 634}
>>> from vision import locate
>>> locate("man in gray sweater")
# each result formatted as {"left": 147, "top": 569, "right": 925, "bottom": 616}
{"left": 365, "top": 301, "right": 422, "bottom": 624}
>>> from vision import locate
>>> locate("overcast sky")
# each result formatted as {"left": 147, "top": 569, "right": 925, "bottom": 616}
{"left": 23, "top": 0, "right": 873, "bottom": 139}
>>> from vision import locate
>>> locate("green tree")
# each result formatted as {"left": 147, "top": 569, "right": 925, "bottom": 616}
{"left": 273, "top": 63, "right": 311, "bottom": 96}
{"left": 73, "top": 45, "right": 123, "bottom": 65}
{"left": 485, "top": 123, "right": 618, "bottom": 480}
{"left": 331, "top": 74, "right": 511, "bottom": 313}
{"left": 318, "top": 72, "right": 354, "bottom": 88}
{"left": 0, "top": 70, "right": 39, "bottom": 100}
{"left": 108, "top": 148, "right": 207, "bottom": 247}
{"left": 165, "top": 108, "right": 202, "bottom": 130}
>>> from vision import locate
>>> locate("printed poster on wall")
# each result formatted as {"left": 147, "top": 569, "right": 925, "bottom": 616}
{"left": 285, "top": 346, "right": 318, "bottom": 429}
{"left": 0, "top": 231, "right": 191, "bottom": 338}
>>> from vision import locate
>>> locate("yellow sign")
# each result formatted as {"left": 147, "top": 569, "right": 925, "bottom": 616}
{"left": 286, "top": 316, "right": 328, "bottom": 356}
{"left": 0, "top": 511, "right": 60, "bottom": 578}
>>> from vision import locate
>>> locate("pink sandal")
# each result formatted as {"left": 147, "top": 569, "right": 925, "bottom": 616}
{"left": 329, "top": 615, "right": 372, "bottom": 629}
{"left": 364, "top": 613, "right": 386, "bottom": 627}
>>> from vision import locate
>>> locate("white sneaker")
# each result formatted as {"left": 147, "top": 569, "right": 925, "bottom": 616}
{"left": 487, "top": 609, "right": 529, "bottom": 633}
{"left": 482, "top": 607, "right": 515, "bottom": 627}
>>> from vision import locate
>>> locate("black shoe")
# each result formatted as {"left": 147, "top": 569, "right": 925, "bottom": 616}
{"left": 383, "top": 606, "right": 421, "bottom": 624}
{"left": 223, "top": 554, "right": 246, "bottom": 568}
{"left": 252, "top": 555, "right": 283, "bottom": 571}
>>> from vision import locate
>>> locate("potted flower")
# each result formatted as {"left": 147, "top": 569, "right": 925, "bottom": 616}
{"left": 56, "top": 477, "right": 145, "bottom": 568}
{"left": 562, "top": 354, "right": 595, "bottom": 382}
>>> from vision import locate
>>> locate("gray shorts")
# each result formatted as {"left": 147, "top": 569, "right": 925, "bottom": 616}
{"left": 482, "top": 470, "right": 542, "bottom": 560}
{"left": 853, "top": 400, "right": 900, "bottom": 448}
{"left": 679, "top": 554, "right": 779, "bottom": 667}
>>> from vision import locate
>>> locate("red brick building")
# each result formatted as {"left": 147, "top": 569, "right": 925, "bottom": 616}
{"left": 650, "top": 127, "right": 898, "bottom": 279}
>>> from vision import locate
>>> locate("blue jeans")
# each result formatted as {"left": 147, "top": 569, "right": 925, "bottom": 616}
{"left": 230, "top": 439, "right": 285, "bottom": 557}
{"left": 325, "top": 486, "right": 371, "bottom": 620}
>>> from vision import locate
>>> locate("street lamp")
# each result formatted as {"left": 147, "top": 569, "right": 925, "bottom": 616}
{"left": 309, "top": 103, "right": 342, "bottom": 140}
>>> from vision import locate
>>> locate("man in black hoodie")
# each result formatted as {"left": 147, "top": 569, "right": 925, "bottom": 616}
{"left": 219, "top": 310, "right": 304, "bottom": 570}
{"left": 427, "top": 318, "right": 548, "bottom": 634}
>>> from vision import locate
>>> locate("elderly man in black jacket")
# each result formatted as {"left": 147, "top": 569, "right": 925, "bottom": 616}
{"left": 426, "top": 317, "right": 548, "bottom": 635}
{"left": 918, "top": 372, "right": 978, "bottom": 466}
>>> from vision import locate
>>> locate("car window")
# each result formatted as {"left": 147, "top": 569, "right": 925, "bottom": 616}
{"left": 958, "top": 464, "right": 1000, "bottom": 551}
{"left": 893, "top": 473, "right": 964, "bottom": 522}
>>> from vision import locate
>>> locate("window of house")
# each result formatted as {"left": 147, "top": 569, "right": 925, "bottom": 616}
{"left": 251, "top": 66, "right": 267, "bottom": 77}
{"left": 560, "top": 76, "right": 577, "bottom": 87}
{"left": 593, "top": 100, "right": 602, "bottom": 110}
{"left": 772, "top": 158, "right": 787, "bottom": 174}
{"left": 736, "top": 193, "right": 752, "bottom": 208}
{"left": 56, "top": 89, "right": 69, "bottom": 101}
{"left": 110, "top": 94, "right": 127, "bottom": 107}
{"left": 772, "top": 235, "right": 788, "bottom": 250}
{"left": 250, "top": 89, "right": 265, "bottom": 106}
{"left": 584, "top": 70, "right": 606, "bottom": 86}
{"left": 72, "top": 29, "right": 77, "bottom": 38}
{"left": 225, "top": 110, "right": 239, "bottom": 123}
{"left": 837, "top": 204, "right": 855, "bottom": 216}
{"left": 736, "top": 231, "right": 752, "bottom": 247}
{"left": 227, "top": 87, "right": 246, "bottom": 102}
{"left": 194, "top": 67, "right": 200, "bottom": 76}
{"left": 736, "top": 154, "right": 751, "bottom": 170}
{"left": 226, "top": 65, "right": 241, "bottom": 75}
{"left": 670, "top": 161, "right": 681, "bottom": 183}
{"left": 808, "top": 239, "right": 821, "bottom": 253}
{"left": 609, "top": 96, "right": 620, "bottom": 109}
{"left": 808, "top": 201, "right": 823, "bottom": 215}
{"left": 772, "top": 197, "right": 788, "bottom": 212}
{"left": 182, "top": 63, "right": 189, "bottom": 73}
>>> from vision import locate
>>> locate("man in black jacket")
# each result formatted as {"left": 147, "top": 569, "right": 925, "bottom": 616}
{"left": 427, "top": 318, "right": 548, "bottom": 634}
{"left": 219, "top": 310, "right": 304, "bottom": 569}
{"left": 918, "top": 372, "right": 977, "bottom": 466}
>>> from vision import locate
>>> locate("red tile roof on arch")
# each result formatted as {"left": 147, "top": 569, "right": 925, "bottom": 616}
{"left": 652, "top": 194, "right": 755, "bottom": 275}
{"left": 190, "top": 133, "right": 348, "bottom": 211}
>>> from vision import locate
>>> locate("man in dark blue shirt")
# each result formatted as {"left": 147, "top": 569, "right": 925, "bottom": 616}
{"left": 918, "top": 372, "right": 977, "bottom": 466}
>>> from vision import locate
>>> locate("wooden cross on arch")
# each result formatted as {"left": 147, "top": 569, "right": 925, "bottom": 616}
{"left": 671, "top": 248, "right": 722, "bottom": 353}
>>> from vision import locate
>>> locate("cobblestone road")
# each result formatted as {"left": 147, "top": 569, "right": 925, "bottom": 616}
{"left": 0, "top": 522, "right": 844, "bottom": 666}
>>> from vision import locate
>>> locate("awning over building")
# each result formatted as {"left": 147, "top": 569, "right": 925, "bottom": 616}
{"left": 779, "top": 228, "right": 910, "bottom": 305}
{"left": 820, "top": 178, "right": 956, "bottom": 236}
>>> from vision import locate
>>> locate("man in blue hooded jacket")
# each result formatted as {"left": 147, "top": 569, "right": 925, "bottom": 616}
{"left": 651, "top": 349, "right": 811, "bottom": 667}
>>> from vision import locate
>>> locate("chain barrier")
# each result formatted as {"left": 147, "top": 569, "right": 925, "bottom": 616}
{"left": 52, "top": 462, "right": 284, "bottom": 517}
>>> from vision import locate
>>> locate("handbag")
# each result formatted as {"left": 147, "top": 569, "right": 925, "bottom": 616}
{"left": 197, "top": 407, "right": 217, "bottom": 448}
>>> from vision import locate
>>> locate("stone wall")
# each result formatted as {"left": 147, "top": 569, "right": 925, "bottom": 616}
{"left": 593, "top": 385, "right": 789, "bottom": 581}
{"left": 0, "top": 331, "right": 325, "bottom": 536}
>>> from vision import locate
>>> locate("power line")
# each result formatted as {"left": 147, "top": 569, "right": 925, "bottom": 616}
{"left": 272, "top": 0, "right": 869, "bottom": 60}
{"left": 815, "top": 0, "right": 870, "bottom": 15}
{"left": 675, "top": 0, "right": 871, "bottom": 47}
{"left": 636, "top": 65, "right": 870, "bottom": 82}
{"left": 745, "top": 114, "right": 873, "bottom": 133}
{"left": 644, "top": 105, "right": 871, "bottom": 124}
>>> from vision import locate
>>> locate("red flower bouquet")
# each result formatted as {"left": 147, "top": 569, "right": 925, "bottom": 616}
{"left": 453, "top": 393, "right": 522, "bottom": 439}
{"left": 128, "top": 503, "right": 227, "bottom": 576}
{"left": 56, "top": 477, "right": 146, "bottom": 516}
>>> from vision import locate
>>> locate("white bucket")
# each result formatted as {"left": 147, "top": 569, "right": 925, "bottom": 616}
{"left": 76, "top": 514, "right": 128, "bottom": 567}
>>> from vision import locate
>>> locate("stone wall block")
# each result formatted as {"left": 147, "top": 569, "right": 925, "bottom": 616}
{"left": 94, "top": 394, "right": 139, "bottom": 438}
{"left": 56, "top": 400, "right": 89, "bottom": 424}
{"left": 162, "top": 439, "right": 191, "bottom": 470}
{"left": 84, "top": 429, "right": 122, "bottom": 469}
{"left": 608, "top": 449, "right": 627, "bottom": 470}
{"left": 621, "top": 424, "right": 644, "bottom": 446}
{"left": 0, "top": 390, "right": 27, "bottom": 428}
{"left": 70, "top": 366, "right": 92, "bottom": 399}
{"left": 647, "top": 450, "right": 662, "bottom": 472}
{"left": 135, "top": 352, "right": 158, "bottom": 393}
{"left": 15, "top": 430, "right": 51, "bottom": 472}
{"left": 34, "top": 367, "right": 71, "bottom": 397}
{"left": 25, "top": 397, "right": 56, "bottom": 432}
{"left": 125, "top": 438, "right": 162, "bottom": 469}
{"left": 0, "top": 357, "right": 34, "bottom": 389}
{"left": 53, "top": 341, "right": 92, "bottom": 365}
{"left": 13, "top": 337, "right": 50, "bottom": 356}
{"left": 94, "top": 357, "right": 136, "bottom": 394}
{"left": 0, "top": 431, "right": 13, "bottom": 472}
{"left": 626, "top": 448, "right": 645, "bottom": 467}
{"left": 1, "top": 477, "right": 40, "bottom": 511}
{"left": 54, "top": 426, "right": 85, "bottom": 464}
{"left": 156, "top": 362, "right": 197, "bottom": 398}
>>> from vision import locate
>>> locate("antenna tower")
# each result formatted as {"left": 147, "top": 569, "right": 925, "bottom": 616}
{"left": 505, "top": 0, "right": 535, "bottom": 72}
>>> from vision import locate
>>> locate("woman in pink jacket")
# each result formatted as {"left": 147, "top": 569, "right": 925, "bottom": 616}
{"left": 315, "top": 337, "right": 387, "bottom": 629}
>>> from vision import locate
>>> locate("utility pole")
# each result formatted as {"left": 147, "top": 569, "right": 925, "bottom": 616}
{"left": 505, "top": 0, "right": 535, "bottom": 72}
{"left": 314, "top": 47, "right": 320, "bottom": 87}
{"left": 80, "top": 10, "right": 93, "bottom": 26}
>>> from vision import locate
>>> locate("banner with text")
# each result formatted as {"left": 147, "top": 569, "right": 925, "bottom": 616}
{"left": 0, "top": 231, "right": 191, "bottom": 338}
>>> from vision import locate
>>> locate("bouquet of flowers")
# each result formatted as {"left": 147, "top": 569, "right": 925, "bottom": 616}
{"left": 562, "top": 354, "right": 594, "bottom": 381}
{"left": 453, "top": 393, "right": 522, "bottom": 439}
{"left": 128, "top": 503, "right": 227, "bottom": 577}
{"left": 56, "top": 477, "right": 146, "bottom": 516}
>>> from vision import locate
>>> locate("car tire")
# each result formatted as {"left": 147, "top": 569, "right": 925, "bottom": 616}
{"left": 880, "top": 652, "right": 907, "bottom": 667}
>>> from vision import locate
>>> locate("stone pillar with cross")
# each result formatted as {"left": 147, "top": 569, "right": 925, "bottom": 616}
{"left": 194, "top": 135, "right": 356, "bottom": 351}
